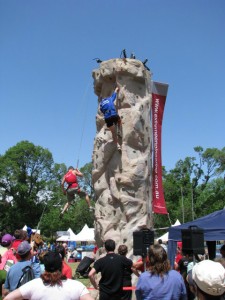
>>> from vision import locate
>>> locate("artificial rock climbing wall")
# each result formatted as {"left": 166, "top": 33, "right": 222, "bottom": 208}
{"left": 92, "top": 58, "right": 153, "bottom": 254}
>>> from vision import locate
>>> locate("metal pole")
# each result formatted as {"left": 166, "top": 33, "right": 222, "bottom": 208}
{"left": 191, "top": 187, "right": 194, "bottom": 220}
{"left": 144, "top": 247, "right": 149, "bottom": 271}
{"left": 180, "top": 186, "right": 184, "bottom": 223}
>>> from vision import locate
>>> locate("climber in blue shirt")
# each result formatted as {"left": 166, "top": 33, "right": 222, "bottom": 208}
{"left": 100, "top": 86, "right": 122, "bottom": 151}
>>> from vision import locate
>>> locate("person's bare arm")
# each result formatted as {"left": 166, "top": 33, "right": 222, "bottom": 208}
{"left": 4, "top": 289, "right": 23, "bottom": 300}
{"left": 133, "top": 260, "right": 144, "bottom": 270}
{"left": 74, "top": 169, "right": 83, "bottom": 177}
{"left": 2, "top": 288, "right": 10, "bottom": 299}
{"left": 61, "top": 176, "right": 66, "bottom": 194}
{"left": 115, "top": 86, "right": 119, "bottom": 93}
{"left": 131, "top": 266, "right": 140, "bottom": 277}
{"left": 88, "top": 267, "right": 98, "bottom": 290}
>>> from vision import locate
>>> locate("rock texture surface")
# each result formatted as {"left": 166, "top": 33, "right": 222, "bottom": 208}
{"left": 92, "top": 58, "right": 153, "bottom": 255}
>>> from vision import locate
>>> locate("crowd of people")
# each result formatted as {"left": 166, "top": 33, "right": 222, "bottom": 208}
{"left": 1, "top": 227, "right": 225, "bottom": 300}
{"left": 0, "top": 229, "right": 93, "bottom": 300}
{"left": 88, "top": 239, "right": 225, "bottom": 300}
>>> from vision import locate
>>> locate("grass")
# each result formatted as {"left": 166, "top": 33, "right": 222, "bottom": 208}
{"left": 69, "top": 261, "right": 136, "bottom": 298}
{"left": 68, "top": 262, "right": 91, "bottom": 287}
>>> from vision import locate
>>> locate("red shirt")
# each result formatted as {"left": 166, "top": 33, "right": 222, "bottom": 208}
{"left": 11, "top": 239, "right": 23, "bottom": 260}
{"left": 93, "top": 246, "right": 98, "bottom": 254}
{"left": 65, "top": 171, "right": 78, "bottom": 189}
{"left": 62, "top": 260, "right": 72, "bottom": 279}
{"left": 0, "top": 248, "right": 18, "bottom": 270}
{"left": 135, "top": 257, "right": 150, "bottom": 273}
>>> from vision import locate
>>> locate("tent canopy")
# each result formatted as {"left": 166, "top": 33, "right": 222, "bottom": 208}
{"left": 74, "top": 224, "right": 95, "bottom": 242}
{"left": 168, "top": 209, "right": 225, "bottom": 241}
{"left": 157, "top": 219, "right": 181, "bottom": 242}
{"left": 56, "top": 228, "right": 77, "bottom": 242}
{"left": 168, "top": 209, "right": 225, "bottom": 266}
{"left": 56, "top": 235, "right": 69, "bottom": 242}
{"left": 67, "top": 228, "right": 77, "bottom": 241}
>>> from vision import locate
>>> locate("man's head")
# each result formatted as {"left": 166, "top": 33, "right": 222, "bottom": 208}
{"left": 220, "top": 245, "right": 225, "bottom": 258}
{"left": 14, "top": 229, "right": 27, "bottom": 240}
{"left": 118, "top": 244, "right": 128, "bottom": 256}
{"left": 68, "top": 166, "right": 74, "bottom": 171}
{"left": 43, "top": 251, "right": 62, "bottom": 273}
{"left": 17, "top": 241, "right": 31, "bottom": 259}
{"left": 192, "top": 260, "right": 225, "bottom": 297}
{"left": 104, "top": 239, "right": 115, "bottom": 252}
{"left": 215, "top": 257, "right": 225, "bottom": 268}
{"left": 56, "top": 245, "right": 66, "bottom": 260}
{"left": 1, "top": 234, "right": 14, "bottom": 247}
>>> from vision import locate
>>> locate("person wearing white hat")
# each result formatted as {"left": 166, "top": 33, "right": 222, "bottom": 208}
{"left": 192, "top": 260, "right": 225, "bottom": 299}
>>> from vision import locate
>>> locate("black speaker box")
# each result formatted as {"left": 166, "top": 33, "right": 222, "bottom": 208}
{"left": 206, "top": 241, "right": 216, "bottom": 260}
{"left": 133, "top": 229, "right": 154, "bottom": 256}
{"left": 181, "top": 226, "right": 204, "bottom": 255}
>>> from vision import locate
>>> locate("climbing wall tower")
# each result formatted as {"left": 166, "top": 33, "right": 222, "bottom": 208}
{"left": 92, "top": 58, "right": 153, "bottom": 253}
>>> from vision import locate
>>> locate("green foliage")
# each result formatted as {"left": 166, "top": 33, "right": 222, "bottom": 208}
{"left": 156, "top": 146, "right": 225, "bottom": 229}
{"left": 194, "top": 178, "right": 225, "bottom": 216}
{"left": 0, "top": 141, "right": 70, "bottom": 233}
{"left": 0, "top": 141, "right": 95, "bottom": 236}
{"left": 1, "top": 141, "right": 224, "bottom": 239}
{"left": 79, "top": 162, "right": 95, "bottom": 200}
{"left": 40, "top": 198, "right": 94, "bottom": 236}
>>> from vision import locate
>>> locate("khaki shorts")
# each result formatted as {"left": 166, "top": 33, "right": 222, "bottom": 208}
{"left": 67, "top": 187, "right": 86, "bottom": 202}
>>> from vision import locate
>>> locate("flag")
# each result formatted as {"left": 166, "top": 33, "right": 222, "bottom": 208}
{"left": 152, "top": 81, "right": 169, "bottom": 214}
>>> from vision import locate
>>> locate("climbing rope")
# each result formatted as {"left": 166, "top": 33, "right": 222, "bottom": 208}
{"left": 36, "top": 201, "right": 48, "bottom": 230}
{"left": 75, "top": 80, "right": 92, "bottom": 168}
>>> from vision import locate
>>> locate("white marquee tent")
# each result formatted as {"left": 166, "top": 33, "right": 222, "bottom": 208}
{"left": 157, "top": 219, "right": 181, "bottom": 242}
{"left": 73, "top": 224, "right": 95, "bottom": 242}
{"left": 56, "top": 228, "right": 77, "bottom": 242}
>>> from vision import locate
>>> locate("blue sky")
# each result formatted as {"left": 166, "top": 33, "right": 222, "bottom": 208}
{"left": 1, "top": 0, "right": 225, "bottom": 171}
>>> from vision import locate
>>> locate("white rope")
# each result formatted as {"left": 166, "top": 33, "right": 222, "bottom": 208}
{"left": 76, "top": 80, "right": 92, "bottom": 168}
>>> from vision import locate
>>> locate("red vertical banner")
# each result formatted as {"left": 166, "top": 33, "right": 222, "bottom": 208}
{"left": 152, "top": 81, "right": 169, "bottom": 214}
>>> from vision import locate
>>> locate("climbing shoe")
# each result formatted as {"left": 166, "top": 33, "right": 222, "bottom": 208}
{"left": 117, "top": 130, "right": 122, "bottom": 138}
{"left": 89, "top": 206, "right": 95, "bottom": 212}
{"left": 117, "top": 143, "right": 122, "bottom": 152}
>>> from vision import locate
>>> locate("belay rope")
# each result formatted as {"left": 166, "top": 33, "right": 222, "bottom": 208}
{"left": 76, "top": 80, "right": 92, "bottom": 168}
{"left": 36, "top": 81, "right": 92, "bottom": 229}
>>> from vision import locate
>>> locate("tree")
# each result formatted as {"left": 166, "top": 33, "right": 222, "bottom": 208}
{"left": 200, "top": 147, "right": 225, "bottom": 184}
{"left": 194, "top": 178, "right": 225, "bottom": 216}
{"left": 0, "top": 141, "right": 65, "bottom": 231}
{"left": 79, "top": 162, "right": 95, "bottom": 200}
{"left": 39, "top": 162, "right": 95, "bottom": 236}
{"left": 40, "top": 198, "right": 94, "bottom": 239}
{"left": 160, "top": 146, "right": 225, "bottom": 226}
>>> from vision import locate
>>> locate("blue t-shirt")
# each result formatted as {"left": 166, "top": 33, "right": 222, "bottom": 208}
{"left": 100, "top": 92, "right": 118, "bottom": 119}
{"left": 135, "top": 270, "right": 187, "bottom": 300}
{"left": 4, "top": 260, "right": 41, "bottom": 291}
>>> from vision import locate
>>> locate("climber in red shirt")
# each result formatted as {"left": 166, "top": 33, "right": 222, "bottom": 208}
{"left": 60, "top": 166, "right": 94, "bottom": 218}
